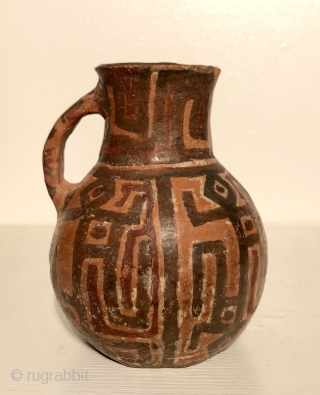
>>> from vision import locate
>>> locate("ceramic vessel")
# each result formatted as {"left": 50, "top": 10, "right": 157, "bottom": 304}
{"left": 43, "top": 63, "right": 267, "bottom": 368}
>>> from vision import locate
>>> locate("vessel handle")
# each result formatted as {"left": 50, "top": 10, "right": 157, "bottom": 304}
{"left": 43, "top": 89, "right": 106, "bottom": 214}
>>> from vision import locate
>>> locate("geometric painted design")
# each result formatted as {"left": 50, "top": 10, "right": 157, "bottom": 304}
{"left": 49, "top": 162, "right": 267, "bottom": 367}
{"left": 85, "top": 220, "right": 111, "bottom": 244}
{"left": 240, "top": 215, "right": 258, "bottom": 237}
{"left": 221, "top": 306, "right": 237, "bottom": 325}
{"left": 213, "top": 180, "right": 229, "bottom": 198}
{"left": 44, "top": 63, "right": 267, "bottom": 368}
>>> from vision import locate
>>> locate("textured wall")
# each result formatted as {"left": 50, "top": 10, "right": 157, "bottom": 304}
{"left": 1, "top": 0, "right": 320, "bottom": 224}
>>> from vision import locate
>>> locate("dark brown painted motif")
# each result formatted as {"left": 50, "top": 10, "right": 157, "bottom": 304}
{"left": 43, "top": 63, "right": 267, "bottom": 368}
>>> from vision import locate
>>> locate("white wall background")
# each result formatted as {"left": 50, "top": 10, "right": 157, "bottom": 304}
{"left": 1, "top": 0, "right": 319, "bottom": 225}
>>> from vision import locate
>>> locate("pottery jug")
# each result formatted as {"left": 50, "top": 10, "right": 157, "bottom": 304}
{"left": 43, "top": 63, "right": 267, "bottom": 368}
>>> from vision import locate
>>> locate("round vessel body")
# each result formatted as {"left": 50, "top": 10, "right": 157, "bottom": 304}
{"left": 50, "top": 159, "right": 267, "bottom": 368}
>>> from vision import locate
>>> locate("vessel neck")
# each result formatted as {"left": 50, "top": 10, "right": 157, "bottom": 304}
{"left": 96, "top": 63, "right": 220, "bottom": 166}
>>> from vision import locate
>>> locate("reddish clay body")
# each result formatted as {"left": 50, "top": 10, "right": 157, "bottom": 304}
{"left": 43, "top": 63, "right": 267, "bottom": 368}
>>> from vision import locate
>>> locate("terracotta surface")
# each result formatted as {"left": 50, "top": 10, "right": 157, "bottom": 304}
{"left": 43, "top": 63, "right": 267, "bottom": 368}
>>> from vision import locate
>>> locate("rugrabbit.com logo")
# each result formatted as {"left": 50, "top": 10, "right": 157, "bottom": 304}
{"left": 11, "top": 369, "right": 89, "bottom": 384}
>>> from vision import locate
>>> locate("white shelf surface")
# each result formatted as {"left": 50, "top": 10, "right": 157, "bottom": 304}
{"left": 0, "top": 225, "right": 319, "bottom": 394}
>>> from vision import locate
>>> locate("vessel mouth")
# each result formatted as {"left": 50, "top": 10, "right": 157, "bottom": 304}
{"left": 95, "top": 62, "right": 220, "bottom": 76}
